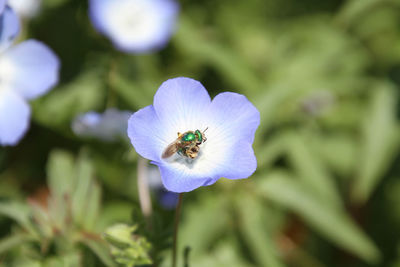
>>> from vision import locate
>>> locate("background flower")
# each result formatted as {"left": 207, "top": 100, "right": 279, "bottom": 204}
{"left": 0, "top": 5, "right": 19, "bottom": 52}
{"left": 128, "top": 77, "right": 260, "bottom": 192}
{"left": 8, "top": 0, "right": 41, "bottom": 18}
{"left": 0, "top": 4, "right": 59, "bottom": 146}
{"left": 72, "top": 108, "right": 132, "bottom": 142}
{"left": 89, "top": 0, "right": 179, "bottom": 53}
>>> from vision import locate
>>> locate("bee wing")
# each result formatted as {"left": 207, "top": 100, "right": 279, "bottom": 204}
{"left": 162, "top": 141, "right": 179, "bottom": 159}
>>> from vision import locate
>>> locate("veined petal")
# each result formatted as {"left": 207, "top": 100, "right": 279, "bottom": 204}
{"left": 158, "top": 163, "right": 214, "bottom": 192}
{"left": 0, "top": 89, "right": 30, "bottom": 146}
{"left": 153, "top": 77, "right": 211, "bottom": 145}
{"left": 128, "top": 105, "right": 168, "bottom": 162}
{"left": 89, "top": 0, "right": 178, "bottom": 53}
{"left": 207, "top": 92, "right": 260, "bottom": 143}
{"left": 0, "top": 7, "right": 20, "bottom": 52}
{"left": 0, "top": 39, "right": 60, "bottom": 100}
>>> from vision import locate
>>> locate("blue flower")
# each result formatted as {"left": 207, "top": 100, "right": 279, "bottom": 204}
{"left": 0, "top": 5, "right": 19, "bottom": 51}
{"left": 89, "top": 0, "right": 179, "bottom": 53}
{"left": 8, "top": 0, "right": 41, "bottom": 19}
{"left": 0, "top": 0, "right": 5, "bottom": 14}
{"left": 128, "top": 77, "right": 260, "bottom": 193}
{"left": 0, "top": 5, "right": 60, "bottom": 146}
{"left": 72, "top": 108, "right": 132, "bottom": 142}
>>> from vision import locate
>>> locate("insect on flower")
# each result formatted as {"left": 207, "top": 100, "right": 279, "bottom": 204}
{"left": 128, "top": 77, "right": 260, "bottom": 193}
{"left": 162, "top": 128, "right": 208, "bottom": 159}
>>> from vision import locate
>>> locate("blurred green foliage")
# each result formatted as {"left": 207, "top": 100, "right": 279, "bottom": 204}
{"left": 1, "top": 0, "right": 400, "bottom": 266}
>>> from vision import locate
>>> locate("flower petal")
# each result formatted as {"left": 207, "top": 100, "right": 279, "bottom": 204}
{"left": 0, "top": 0, "right": 5, "bottom": 14}
{"left": 128, "top": 105, "right": 168, "bottom": 161}
{"left": 0, "top": 39, "right": 60, "bottom": 100}
{"left": 8, "top": 0, "right": 41, "bottom": 18}
{"left": 0, "top": 89, "right": 30, "bottom": 146}
{"left": 207, "top": 92, "right": 260, "bottom": 143}
{"left": 218, "top": 140, "right": 257, "bottom": 179}
{"left": 89, "top": 0, "right": 178, "bottom": 53}
{"left": 0, "top": 6, "right": 20, "bottom": 52}
{"left": 153, "top": 77, "right": 211, "bottom": 143}
{"left": 158, "top": 163, "right": 213, "bottom": 192}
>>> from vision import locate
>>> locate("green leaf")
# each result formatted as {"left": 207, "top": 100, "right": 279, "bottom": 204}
{"left": 284, "top": 132, "right": 342, "bottom": 208}
{"left": 46, "top": 150, "right": 75, "bottom": 229}
{"left": 352, "top": 84, "right": 400, "bottom": 203}
{"left": 335, "top": 0, "right": 384, "bottom": 27}
{"left": 190, "top": 241, "right": 255, "bottom": 267}
{"left": 47, "top": 150, "right": 75, "bottom": 198}
{"left": 0, "top": 234, "right": 33, "bottom": 255}
{"left": 257, "top": 172, "right": 381, "bottom": 263}
{"left": 71, "top": 152, "right": 95, "bottom": 227}
{"left": 179, "top": 193, "right": 229, "bottom": 256}
{"left": 82, "top": 182, "right": 102, "bottom": 230}
{"left": 0, "top": 202, "right": 36, "bottom": 236}
{"left": 32, "top": 71, "right": 105, "bottom": 130}
{"left": 235, "top": 193, "right": 285, "bottom": 267}
{"left": 81, "top": 237, "right": 117, "bottom": 267}
{"left": 43, "top": 253, "right": 82, "bottom": 267}
{"left": 174, "top": 17, "right": 261, "bottom": 95}
{"left": 96, "top": 202, "right": 133, "bottom": 232}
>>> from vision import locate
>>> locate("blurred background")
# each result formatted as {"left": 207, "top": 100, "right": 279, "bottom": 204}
{"left": 1, "top": 0, "right": 400, "bottom": 266}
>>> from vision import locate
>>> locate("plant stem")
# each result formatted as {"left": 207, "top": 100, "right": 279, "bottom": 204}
{"left": 172, "top": 193, "right": 184, "bottom": 267}
{"left": 137, "top": 157, "right": 153, "bottom": 229}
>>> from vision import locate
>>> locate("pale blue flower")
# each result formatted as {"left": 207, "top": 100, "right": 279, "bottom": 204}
{"left": 89, "top": 0, "right": 179, "bottom": 53}
{"left": 0, "top": 5, "right": 60, "bottom": 146}
{"left": 0, "top": 0, "right": 6, "bottom": 14}
{"left": 0, "top": 5, "right": 19, "bottom": 52}
{"left": 72, "top": 108, "right": 132, "bottom": 142}
{"left": 8, "top": 0, "right": 41, "bottom": 18}
{"left": 128, "top": 77, "right": 260, "bottom": 192}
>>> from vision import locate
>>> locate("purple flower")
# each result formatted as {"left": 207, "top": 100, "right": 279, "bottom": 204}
{"left": 127, "top": 77, "right": 260, "bottom": 193}
{"left": 0, "top": 5, "right": 60, "bottom": 146}
{"left": 8, "top": 0, "right": 41, "bottom": 19}
{"left": 0, "top": 5, "right": 19, "bottom": 51}
{"left": 89, "top": 0, "right": 179, "bottom": 53}
{"left": 72, "top": 108, "right": 132, "bottom": 142}
{"left": 0, "top": 0, "right": 6, "bottom": 14}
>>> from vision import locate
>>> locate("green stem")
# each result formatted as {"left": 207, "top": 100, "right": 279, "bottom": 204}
{"left": 172, "top": 193, "right": 184, "bottom": 267}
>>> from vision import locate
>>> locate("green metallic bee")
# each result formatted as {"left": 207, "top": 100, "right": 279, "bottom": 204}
{"left": 162, "top": 128, "right": 208, "bottom": 159}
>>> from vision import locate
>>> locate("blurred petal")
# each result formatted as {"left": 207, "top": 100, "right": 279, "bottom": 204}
{"left": 8, "top": 0, "right": 41, "bottom": 18}
{"left": 128, "top": 105, "right": 168, "bottom": 162}
{"left": 89, "top": 0, "right": 178, "bottom": 53}
{"left": 0, "top": 0, "right": 5, "bottom": 14}
{"left": 0, "top": 39, "right": 60, "bottom": 99}
{"left": 0, "top": 89, "right": 30, "bottom": 146}
{"left": 0, "top": 7, "right": 20, "bottom": 52}
{"left": 72, "top": 109, "right": 131, "bottom": 141}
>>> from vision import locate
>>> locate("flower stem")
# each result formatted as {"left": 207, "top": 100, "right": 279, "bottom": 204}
{"left": 137, "top": 157, "right": 153, "bottom": 229}
{"left": 172, "top": 193, "right": 184, "bottom": 267}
